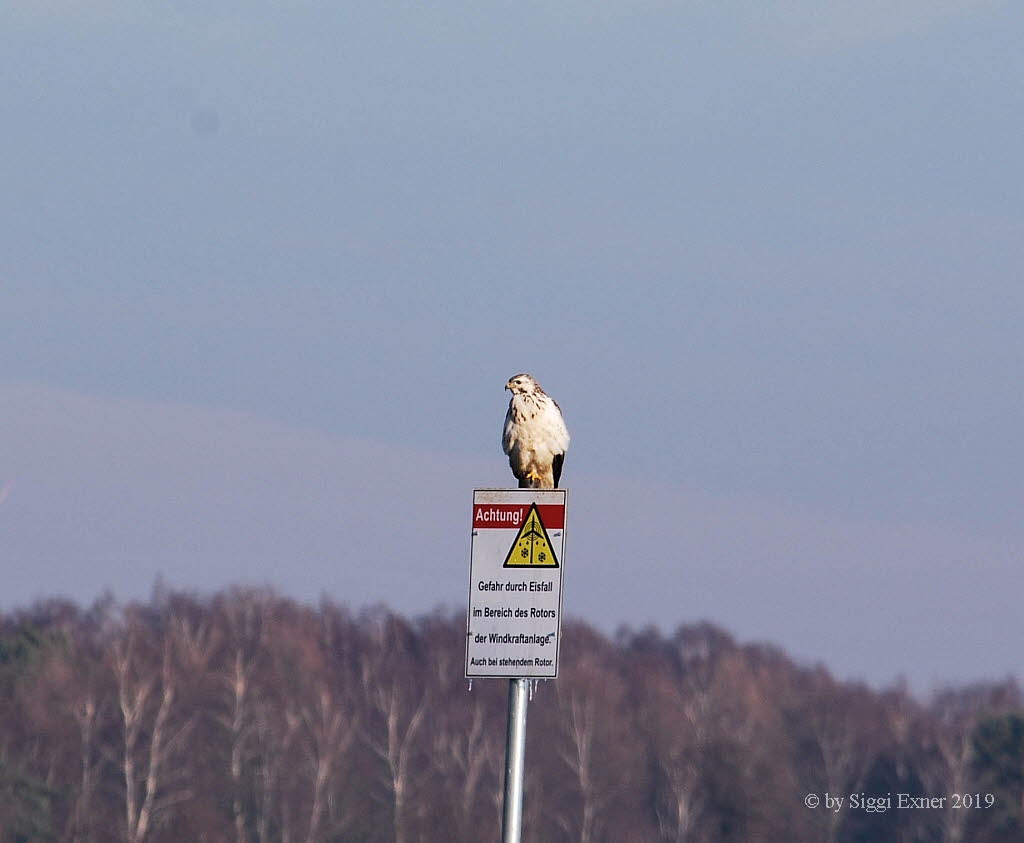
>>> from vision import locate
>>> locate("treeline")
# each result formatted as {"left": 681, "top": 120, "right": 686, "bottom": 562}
{"left": 0, "top": 588, "right": 1022, "bottom": 843}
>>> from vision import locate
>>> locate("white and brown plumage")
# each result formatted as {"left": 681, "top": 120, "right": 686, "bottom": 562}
{"left": 502, "top": 373, "right": 570, "bottom": 489}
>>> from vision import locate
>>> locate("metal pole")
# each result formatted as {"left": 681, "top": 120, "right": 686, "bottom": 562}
{"left": 501, "top": 677, "right": 529, "bottom": 843}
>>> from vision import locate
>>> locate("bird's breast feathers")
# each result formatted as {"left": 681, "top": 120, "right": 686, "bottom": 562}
{"left": 503, "top": 393, "right": 569, "bottom": 454}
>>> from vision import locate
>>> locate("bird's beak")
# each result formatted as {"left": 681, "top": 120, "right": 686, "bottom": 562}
{"left": 505, "top": 383, "right": 511, "bottom": 391}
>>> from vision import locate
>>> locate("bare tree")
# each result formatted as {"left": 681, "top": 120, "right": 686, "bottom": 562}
{"left": 360, "top": 616, "right": 429, "bottom": 843}
{"left": 252, "top": 697, "right": 300, "bottom": 843}
{"left": 796, "top": 675, "right": 887, "bottom": 843}
{"left": 295, "top": 684, "right": 358, "bottom": 843}
{"left": 213, "top": 591, "right": 274, "bottom": 843}
{"left": 110, "top": 614, "right": 197, "bottom": 843}
{"left": 222, "top": 645, "right": 255, "bottom": 843}
{"left": 430, "top": 696, "right": 500, "bottom": 839}
{"left": 545, "top": 631, "right": 631, "bottom": 843}
{"left": 918, "top": 686, "right": 1012, "bottom": 843}
{"left": 365, "top": 675, "right": 427, "bottom": 843}
{"left": 554, "top": 688, "right": 601, "bottom": 843}
{"left": 66, "top": 691, "right": 107, "bottom": 843}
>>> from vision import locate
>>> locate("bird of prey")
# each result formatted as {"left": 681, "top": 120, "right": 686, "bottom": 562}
{"left": 502, "top": 373, "right": 570, "bottom": 489}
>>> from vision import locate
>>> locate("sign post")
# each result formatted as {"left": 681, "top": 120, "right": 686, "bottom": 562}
{"left": 502, "top": 677, "right": 529, "bottom": 843}
{"left": 466, "top": 489, "right": 567, "bottom": 843}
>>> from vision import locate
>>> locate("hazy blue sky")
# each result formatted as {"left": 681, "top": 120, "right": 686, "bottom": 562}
{"left": 2, "top": 0, "right": 1021, "bottom": 690}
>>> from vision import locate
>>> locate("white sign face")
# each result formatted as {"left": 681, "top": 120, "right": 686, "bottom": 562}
{"left": 466, "top": 489, "right": 566, "bottom": 679}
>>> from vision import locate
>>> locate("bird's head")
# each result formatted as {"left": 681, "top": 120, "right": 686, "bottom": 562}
{"left": 505, "top": 373, "right": 538, "bottom": 395}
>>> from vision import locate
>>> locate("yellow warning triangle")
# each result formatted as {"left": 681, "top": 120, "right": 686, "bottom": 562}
{"left": 503, "top": 503, "right": 559, "bottom": 568}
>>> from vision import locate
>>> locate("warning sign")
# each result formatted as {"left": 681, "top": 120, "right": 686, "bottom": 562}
{"left": 503, "top": 504, "right": 559, "bottom": 568}
{"left": 466, "top": 489, "right": 566, "bottom": 679}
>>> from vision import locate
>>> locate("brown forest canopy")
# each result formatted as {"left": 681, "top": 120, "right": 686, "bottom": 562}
{"left": 0, "top": 588, "right": 1021, "bottom": 843}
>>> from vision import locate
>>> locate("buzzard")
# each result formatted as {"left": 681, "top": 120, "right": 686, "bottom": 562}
{"left": 502, "top": 373, "right": 570, "bottom": 489}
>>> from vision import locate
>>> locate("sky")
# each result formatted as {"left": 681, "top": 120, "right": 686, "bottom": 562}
{"left": 1, "top": 0, "right": 1022, "bottom": 691}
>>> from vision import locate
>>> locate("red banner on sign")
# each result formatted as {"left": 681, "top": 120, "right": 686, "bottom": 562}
{"left": 473, "top": 503, "right": 564, "bottom": 530}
